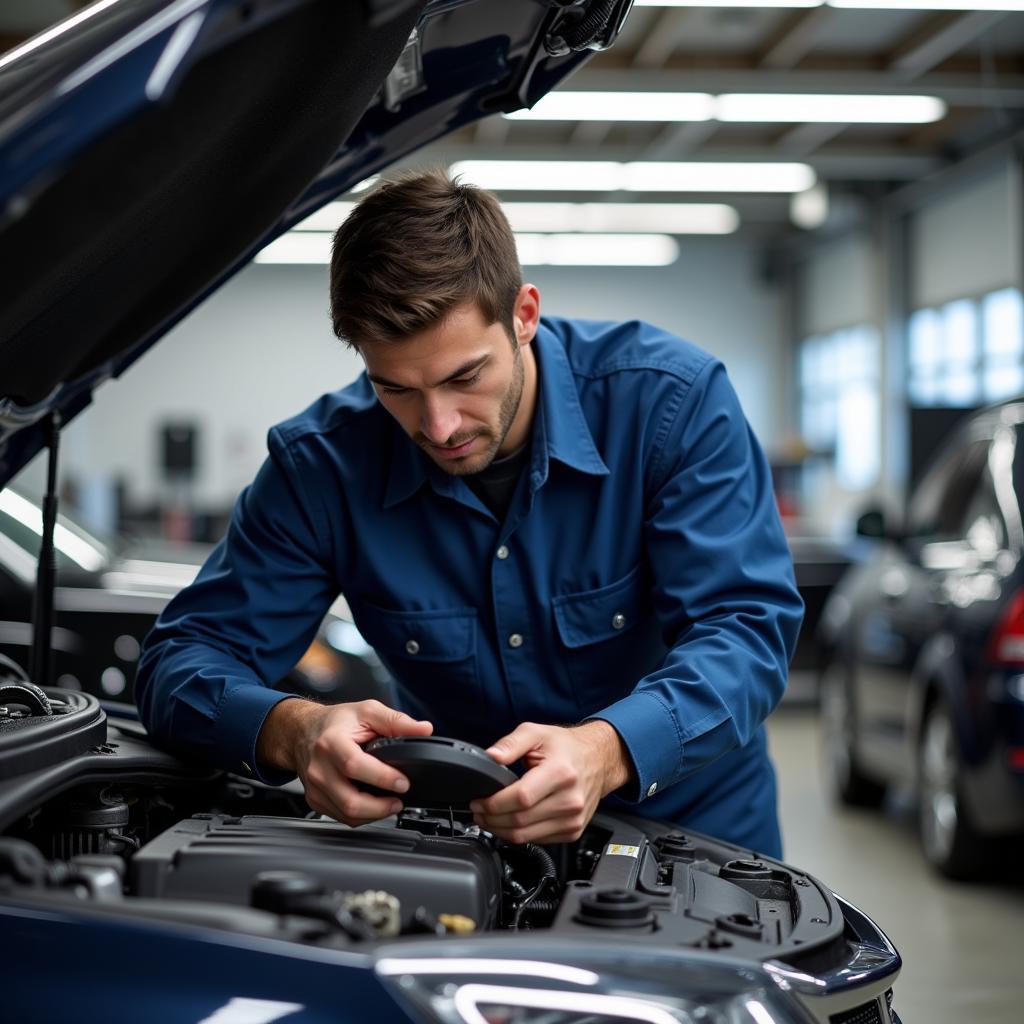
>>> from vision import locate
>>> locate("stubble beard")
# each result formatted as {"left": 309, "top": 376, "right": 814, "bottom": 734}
{"left": 426, "top": 344, "right": 525, "bottom": 478}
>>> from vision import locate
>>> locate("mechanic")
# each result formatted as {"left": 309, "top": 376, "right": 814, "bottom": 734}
{"left": 136, "top": 170, "right": 803, "bottom": 857}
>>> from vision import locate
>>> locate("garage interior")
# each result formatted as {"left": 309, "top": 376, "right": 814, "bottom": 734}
{"left": 2, "top": 3, "right": 1024, "bottom": 1022}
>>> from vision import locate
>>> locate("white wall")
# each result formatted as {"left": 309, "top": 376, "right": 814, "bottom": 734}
{"left": 910, "top": 160, "right": 1022, "bottom": 308}
{"left": 40, "top": 236, "right": 784, "bottom": 518}
{"left": 799, "top": 233, "right": 874, "bottom": 337}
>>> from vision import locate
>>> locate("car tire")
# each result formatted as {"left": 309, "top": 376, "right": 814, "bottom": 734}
{"left": 917, "top": 697, "right": 990, "bottom": 879}
{"left": 819, "top": 660, "right": 887, "bottom": 808}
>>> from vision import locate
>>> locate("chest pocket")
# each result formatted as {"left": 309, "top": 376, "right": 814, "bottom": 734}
{"left": 552, "top": 564, "right": 658, "bottom": 714}
{"left": 352, "top": 601, "right": 479, "bottom": 696}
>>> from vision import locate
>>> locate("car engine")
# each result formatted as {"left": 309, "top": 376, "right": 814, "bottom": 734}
{"left": 0, "top": 687, "right": 863, "bottom": 974}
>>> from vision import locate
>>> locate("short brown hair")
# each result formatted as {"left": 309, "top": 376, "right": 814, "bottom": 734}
{"left": 329, "top": 168, "right": 522, "bottom": 348}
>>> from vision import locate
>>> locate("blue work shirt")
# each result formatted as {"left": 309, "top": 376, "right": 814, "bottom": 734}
{"left": 136, "top": 317, "right": 803, "bottom": 857}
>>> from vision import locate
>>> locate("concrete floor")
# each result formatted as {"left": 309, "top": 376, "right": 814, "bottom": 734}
{"left": 767, "top": 706, "right": 1024, "bottom": 1024}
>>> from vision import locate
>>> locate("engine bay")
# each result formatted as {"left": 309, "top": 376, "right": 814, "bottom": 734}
{"left": 0, "top": 689, "right": 849, "bottom": 972}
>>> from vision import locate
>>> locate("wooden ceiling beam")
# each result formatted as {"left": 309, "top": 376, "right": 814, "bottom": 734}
{"left": 572, "top": 67, "right": 1024, "bottom": 106}
{"left": 758, "top": 7, "right": 835, "bottom": 71}
{"left": 889, "top": 11, "right": 1008, "bottom": 79}
{"left": 634, "top": 9, "right": 697, "bottom": 69}
{"left": 774, "top": 122, "right": 848, "bottom": 158}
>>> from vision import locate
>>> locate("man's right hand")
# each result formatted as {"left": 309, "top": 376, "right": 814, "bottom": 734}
{"left": 257, "top": 697, "right": 433, "bottom": 826}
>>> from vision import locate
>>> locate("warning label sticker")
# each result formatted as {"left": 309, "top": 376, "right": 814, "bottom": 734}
{"left": 604, "top": 844, "right": 640, "bottom": 858}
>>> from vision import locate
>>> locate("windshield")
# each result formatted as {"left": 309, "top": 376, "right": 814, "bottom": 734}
{"left": 0, "top": 488, "right": 111, "bottom": 573}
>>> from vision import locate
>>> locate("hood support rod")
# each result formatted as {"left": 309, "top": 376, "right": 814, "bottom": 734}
{"left": 30, "top": 412, "right": 60, "bottom": 688}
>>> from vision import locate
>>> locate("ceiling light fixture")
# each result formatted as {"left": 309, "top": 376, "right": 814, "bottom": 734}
{"left": 717, "top": 93, "right": 946, "bottom": 123}
{"left": 256, "top": 232, "right": 683, "bottom": 267}
{"left": 505, "top": 92, "right": 715, "bottom": 122}
{"left": 506, "top": 92, "right": 945, "bottom": 124}
{"left": 515, "top": 233, "right": 680, "bottom": 266}
{"left": 633, "top": 1, "right": 822, "bottom": 7}
{"left": 502, "top": 202, "right": 739, "bottom": 234}
{"left": 291, "top": 201, "right": 739, "bottom": 236}
{"left": 635, "top": 0, "right": 1024, "bottom": 9}
{"left": 450, "top": 160, "right": 816, "bottom": 193}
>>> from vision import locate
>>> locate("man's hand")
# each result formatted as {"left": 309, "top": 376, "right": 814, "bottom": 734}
{"left": 470, "top": 720, "right": 634, "bottom": 844}
{"left": 257, "top": 698, "right": 433, "bottom": 826}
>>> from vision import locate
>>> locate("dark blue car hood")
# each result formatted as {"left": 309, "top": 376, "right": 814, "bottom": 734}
{"left": 0, "top": 0, "right": 617, "bottom": 486}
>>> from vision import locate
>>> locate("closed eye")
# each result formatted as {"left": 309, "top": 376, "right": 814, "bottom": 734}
{"left": 451, "top": 371, "right": 482, "bottom": 387}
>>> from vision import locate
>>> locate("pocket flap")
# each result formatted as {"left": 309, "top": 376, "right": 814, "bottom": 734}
{"left": 354, "top": 603, "right": 477, "bottom": 662}
{"left": 553, "top": 564, "right": 647, "bottom": 649}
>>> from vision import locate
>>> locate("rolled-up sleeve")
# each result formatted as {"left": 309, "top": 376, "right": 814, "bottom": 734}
{"left": 591, "top": 359, "right": 803, "bottom": 803}
{"left": 135, "top": 429, "right": 338, "bottom": 783}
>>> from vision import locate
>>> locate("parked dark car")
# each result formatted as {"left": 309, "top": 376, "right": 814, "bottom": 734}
{"left": 818, "top": 399, "right": 1024, "bottom": 877}
{"left": 0, "top": 487, "right": 385, "bottom": 705}
{"left": 0, "top": 2, "right": 904, "bottom": 1022}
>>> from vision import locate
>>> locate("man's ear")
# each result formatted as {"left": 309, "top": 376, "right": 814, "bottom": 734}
{"left": 513, "top": 283, "right": 541, "bottom": 345}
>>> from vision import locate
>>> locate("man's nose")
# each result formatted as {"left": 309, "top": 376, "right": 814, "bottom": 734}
{"left": 420, "top": 394, "right": 461, "bottom": 444}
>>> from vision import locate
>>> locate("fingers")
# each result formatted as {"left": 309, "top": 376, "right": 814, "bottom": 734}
{"left": 472, "top": 756, "right": 576, "bottom": 817}
{"left": 304, "top": 762, "right": 403, "bottom": 826}
{"left": 474, "top": 788, "right": 585, "bottom": 831}
{"left": 486, "top": 721, "right": 544, "bottom": 765}
{"left": 358, "top": 700, "right": 433, "bottom": 739}
{"left": 477, "top": 810, "right": 588, "bottom": 845}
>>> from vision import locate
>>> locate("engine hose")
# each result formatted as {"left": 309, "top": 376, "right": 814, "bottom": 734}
{"left": 519, "top": 897, "right": 559, "bottom": 916}
{"left": 522, "top": 843, "right": 557, "bottom": 886}
{"left": 559, "top": 0, "right": 618, "bottom": 52}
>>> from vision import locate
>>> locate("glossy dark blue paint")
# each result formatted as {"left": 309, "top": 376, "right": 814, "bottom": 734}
{"left": 0, "top": 0, "right": 594, "bottom": 484}
{"left": 0, "top": 900, "right": 414, "bottom": 1024}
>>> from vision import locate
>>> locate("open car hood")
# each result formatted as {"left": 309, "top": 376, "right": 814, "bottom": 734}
{"left": 0, "top": 0, "right": 628, "bottom": 486}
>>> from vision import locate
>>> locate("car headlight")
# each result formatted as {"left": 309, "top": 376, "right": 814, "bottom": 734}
{"left": 375, "top": 945, "right": 816, "bottom": 1024}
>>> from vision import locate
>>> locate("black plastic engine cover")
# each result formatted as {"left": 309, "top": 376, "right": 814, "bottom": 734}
{"left": 0, "top": 688, "right": 106, "bottom": 780}
{"left": 130, "top": 814, "right": 503, "bottom": 929}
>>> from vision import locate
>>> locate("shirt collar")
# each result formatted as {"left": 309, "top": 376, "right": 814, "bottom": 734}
{"left": 383, "top": 320, "right": 608, "bottom": 510}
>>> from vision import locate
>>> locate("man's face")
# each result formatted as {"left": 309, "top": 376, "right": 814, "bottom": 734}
{"left": 361, "top": 298, "right": 537, "bottom": 476}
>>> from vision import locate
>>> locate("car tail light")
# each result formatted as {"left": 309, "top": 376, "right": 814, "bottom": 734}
{"left": 988, "top": 590, "right": 1024, "bottom": 666}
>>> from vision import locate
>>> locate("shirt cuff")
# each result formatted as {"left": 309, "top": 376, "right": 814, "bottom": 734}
{"left": 587, "top": 691, "right": 683, "bottom": 805}
{"left": 218, "top": 685, "right": 300, "bottom": 786}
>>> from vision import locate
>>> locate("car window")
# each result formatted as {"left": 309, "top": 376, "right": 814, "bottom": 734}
{"left": 959, "top": 464, "right": 1008, "bottom": 559}
{"left": 0, "top": 490, "right": 110, "bottom": 573}
{"left": 906, "top": 438, "right": 990, "bottom": 540}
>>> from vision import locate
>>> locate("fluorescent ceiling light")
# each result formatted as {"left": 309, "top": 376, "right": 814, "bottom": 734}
{"left": 502, "top": 202, "right": 739, "bottom": 234}
{"left": 256, "top": 233, "right": 333, "bottom": 264}
{"left": 636, "top": 0, "right": 1024, "bottom": 7}
{"left": 451, "top": 160, "right": 815, "bottom": 193}
{"left": 293, "top": 201, "right": 737, "bottom": 235}
{"left": 717, "top": 93, "right": 946, "bottom": 123}
{"left": 634, "top": 1, "right": 822, "bottom": 7}
{"left": 507, "top": 92, "right": 945, "bottom": 125}
{"left": 516, "top": 233, "right": 679, "bottom": 266}
{"left": 505, "top": 92, "right": 715, "bottom": 122}
{"left": 256, "top": 232, "right": 681, "bottom": 267}
{"left": 830, "top": 1, "right": 1024, "bottom": 8}
{"left": 294, "top": 202, "right": 355, "bottom": 231}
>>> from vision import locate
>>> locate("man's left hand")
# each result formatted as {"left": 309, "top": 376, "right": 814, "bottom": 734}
{"left": 470, "top": 720, "right": 635, "bottom": 844}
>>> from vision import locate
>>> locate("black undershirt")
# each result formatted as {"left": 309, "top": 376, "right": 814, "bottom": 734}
{"left": 465, "top": 443, "right": 530, "bottom": 519}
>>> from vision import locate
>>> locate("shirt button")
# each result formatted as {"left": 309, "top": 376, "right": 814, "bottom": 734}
{"left": 612, "top": 612, "right": 626, "bottom": 629}
{"left": 405, "top": 639, "right": 420, "bottom": 655}
{"left": 496, "top": 544, "right": 510, "bottom": 560}
{"left": 646, "top": 782, "right": 658, "bottom": 798}
{"left": 508, "top": 633, "right": 524, "bottom": 649}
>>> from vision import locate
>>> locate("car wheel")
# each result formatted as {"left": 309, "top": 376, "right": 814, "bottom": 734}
{"left": 918, "top": 698, "right": 989, "bottom": 879}
{"left": 819, "top": 660, "right": 887, "bottom": 808}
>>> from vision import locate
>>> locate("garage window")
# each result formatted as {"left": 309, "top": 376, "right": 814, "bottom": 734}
{"left": 800, "top": 325, "right": 880, "bottom": 490}
{"left": 909, "top": 287, "right": 1024, "bottom": 407}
